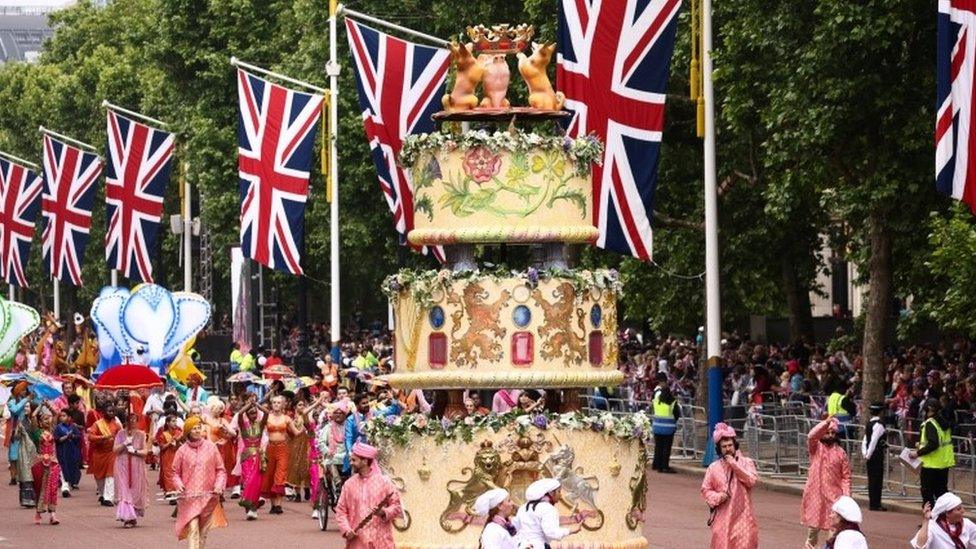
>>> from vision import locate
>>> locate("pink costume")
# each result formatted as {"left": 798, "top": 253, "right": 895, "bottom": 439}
{"left": 336, "top": 443, "right": 403, "bottom": 549}
{"left": 492, "top": 390, "right": 521, "bottom": 414}
{"left": 236, "top": 416, "right": 264, "bottom": 511}
{"left": 114, "top": 429, "right": 149, "bottom": 522}
{"left": 701, "top": 423, "right": 759, "bottom": 549}
{"left": 31, "top": 430, "right": 61, "bottom": 512}
{"left": 801, "top": 418, "right": 851, "bottom": 530}
{"left": 172, "top": 438, "right": 228, "bottom": 540}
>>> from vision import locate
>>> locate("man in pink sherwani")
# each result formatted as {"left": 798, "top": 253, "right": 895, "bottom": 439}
{"left": 172, "top": 416, "right": 227, "bottom": 549}
{"left": 701, "top": 422, "right": 759, "bottom": 549}
{"left": 801, "top": 417, "right": 851, "bottom": 546}
{"left": 336, "top": 442, "right": 403, "bottom": 548}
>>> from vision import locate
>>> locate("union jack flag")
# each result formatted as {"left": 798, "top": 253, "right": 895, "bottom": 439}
{"left": 557, "top": 0, "right": 682, "bottom": 260}
{"left": 104, "top": 111, "right": 175, "bottom": 283}
{"left": 237, "top": 68, "right": 324, "bottom": 275}
{"left": 937, "top": 1, "right": 976, "bottom": 213}
{"left": 0, "top": 158, "right": 43, "bottom": 287}
{"left": 345, "top": 18, "right": 449, "bottom": 262}
{"left": 41, "top": 134, "right": 102, "bottom": 286}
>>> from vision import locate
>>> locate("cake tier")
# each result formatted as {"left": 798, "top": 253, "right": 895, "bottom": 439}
{"left": 399, "top": 131, "right": 603, "bottom": 245}
{"left": 368, "top": 412, "right": 650, "bottom": 549}
{"left": 383, "top": 269, "right": 622, "bottom": 390}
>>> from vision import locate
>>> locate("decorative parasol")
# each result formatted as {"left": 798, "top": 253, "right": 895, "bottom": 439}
{"left": 95, "top": 364, "right": 165, "bottom": 390}
{"left": 0, "top": 371, "right": 62, "bottom": 401}
{"left": 262, "top": 364, "right": 296, "bottom": 380}
{"left": 226, "top": 372, "right": 261, "bottom": 384}
{"left": 282, "top": 376, "right": 316, "bottom": 392}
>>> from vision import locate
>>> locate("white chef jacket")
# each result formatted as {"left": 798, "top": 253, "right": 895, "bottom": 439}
{"left": 912, "top": 518, "right": 976, "bottom": 549}
{"left": 515, "top": 500, "right": 569, "bottom": 547}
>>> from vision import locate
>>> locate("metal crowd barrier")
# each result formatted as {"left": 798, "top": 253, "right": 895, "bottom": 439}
{"left": 581, "top": 396, "right": 976, "bottom": 506}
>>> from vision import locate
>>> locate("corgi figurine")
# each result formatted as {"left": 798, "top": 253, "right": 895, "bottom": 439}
{"left": 517, "top": 42, "right": 565, "bottom": 111}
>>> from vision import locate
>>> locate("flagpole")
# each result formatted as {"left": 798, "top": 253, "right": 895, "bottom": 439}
{"left": 338, "top": 5, "right": 450, "bottom": 47}
{"left": 230, "top": 57, "right": 327, "bottom": 94}
{"left": 701, "top": 0, "right": 723, "bottom": 466}
{"left": 183, "top": 160, "right": 192, "bottom": 292}
{"left": 101, "top": 100, "right": 170, "bottom": 128}
{"left": 0, "top": 150, "right": 39, "bottom": 169}
{"left": 111, "top": 269, "right": 118, "bottom": 287}
{"left": 53, "top": 278, "right": 60, "bottom": 320}
{"left": 7, "top": 284, "right": 14, "bottom": 301}
{"left": 328, "top": 0, "right": 342, "bottom": 362}
{"left": 38, "top": 126, "right": 98, "bottom": 153}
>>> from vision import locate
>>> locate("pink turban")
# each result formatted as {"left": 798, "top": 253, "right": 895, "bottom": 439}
{"left": 352, "top": 442, "right": 381, "bottom": 475}
{"left": 333, "top": 399, "right": 351, "bottom": 414}
{"left": 712, "top": 422, "right": 736, "bottom": 443}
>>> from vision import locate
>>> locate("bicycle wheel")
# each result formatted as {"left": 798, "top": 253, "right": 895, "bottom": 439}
{"left": 317, "top": 480, "right": 330, "bottom": 531}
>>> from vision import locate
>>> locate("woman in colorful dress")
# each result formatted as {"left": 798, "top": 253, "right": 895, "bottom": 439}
{"left": 7, "top": 382, "right": 37, "bottom": 506}
{"left": 236, "top": 397, "right": 267, "bottom": 520}
{"left": 286, "top": 399, "right": 312, "bottom": 502}
{"left": 156, "top": 413, "right": 184, "bottom": 499}
{"left": 206, "top": 399, "right": 239, "bottom": 496}
{"left": 113, "top": 411, "right": 149, "bottom": 527}
{"left": 54, "top": 410, "right": 83, "bottom": 493}
{"left": 30, "top": 402, "right": 60, "bottom": 525}
{"left": 261, "top": 395, "right": 298, "bottom": 515}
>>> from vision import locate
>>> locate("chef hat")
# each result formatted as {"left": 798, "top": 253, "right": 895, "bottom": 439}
{"left": 473, "top": 488, "right": 509, "bottom": 517}
{"left": 831, "top": 496, "right": 862, "bottom": 524}
{"left": 525, "top": 478, "right": 561, "bottom": 501}
{"left": 932, "top": 492, "right": 963, "bottom": 517}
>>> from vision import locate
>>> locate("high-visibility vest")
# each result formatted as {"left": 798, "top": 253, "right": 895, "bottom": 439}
{"left": 827, "top": 392, "right": 852, "bottom": 423}
{"left": 651, "top": 397, "right": 677, "bottom": 435}
{"left": 919, "top": 418, "right": 955, "bottom": 469}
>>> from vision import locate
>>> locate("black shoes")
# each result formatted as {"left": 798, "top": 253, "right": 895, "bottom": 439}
{"left": 269, "top": 505, "right": 284, "bottom": 515}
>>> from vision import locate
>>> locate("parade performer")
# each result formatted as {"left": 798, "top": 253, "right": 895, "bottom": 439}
{"left": 343, "top": 393, "right": 371, "bottom": 474}
{"left": 861, "top": 402, "right": 887, "bottom": 511}
{"left": 474, "top": 488, "right": 519, "bottom": 549}
{"left": 236, "top": 398, "right": 267, "bottom": 520}
{"left": 335, "top": 442, "right": 402, "bottom": 548}
{"left": 515, "top": 478, "right": 582, "bottom": 548}
{"left": 113, "top": 411, "right": 149, "bottom": 527}
{"left": 54, "top": 410, "right": 83, "bottom": 492}
{"left": 286, "top": 399, "right": 311, "bottom": 502}
{"left": 172, "top": 373, "right": 210, "bottom": 406}
{"left": 801, "top": 417, "right": 852, "bottom": 546}
{"left": 911, "top": 491, "right": 976, "bottom": 548}
{"left": 206, "top": 398, "right": 238, "bottom": 495}
{"left": 260, "top": 394, "right": 298, "bottom": 514}
{"left": 7, "top": 382, "right": 37, "bottom": 506}
{"left": 803, "top": 496, "right": 867, "bottom": 549}
{"left": 30, "top": 403, "right": 60, "bottom": 525}
{"left": 172, "top": 415, "right": 227, "bottom": 548}
{"left": 701, "top": 422, "right": 758, "bottom": 549}
{"left": 156, "top": 413, "right": 183, "bottom": 498}
{"left": 88, "top": 405, "right": 121, "bottom": 506}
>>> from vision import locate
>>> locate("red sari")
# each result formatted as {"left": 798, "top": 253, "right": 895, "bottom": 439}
{"left": 155, "top": 427, "right": 183, "bottom": 492}
{"left": 31, "top": 430, "right": 61, "bottom": 512}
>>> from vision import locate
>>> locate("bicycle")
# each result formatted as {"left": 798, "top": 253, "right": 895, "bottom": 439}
{"left": 315, "top": 456, "right": 343, "bottom": 531}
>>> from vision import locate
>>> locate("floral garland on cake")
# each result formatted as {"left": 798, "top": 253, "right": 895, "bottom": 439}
{"left": 364, "top": 409, "right": 652, "bottom": 447}
{"left": 382, "top": 267, "right": 621, "bottom": 309}
{"left": 399, "top": 129, "right": 604, "bottom": 178}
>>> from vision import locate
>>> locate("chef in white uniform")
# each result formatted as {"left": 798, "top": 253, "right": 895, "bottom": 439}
{"left": 475, "top": 488, "right": 519, "bottom": 549}
{"left": 514, "top": 478, "right": 580, "bottom": 549}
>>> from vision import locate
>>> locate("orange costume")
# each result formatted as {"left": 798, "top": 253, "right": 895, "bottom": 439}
{"left": 155, "top": 427, "right": 183, "bottom": 492}
{"left": 208, "top": 417, "right": 239, "bottom": 489}
{"left": 260, "top": 422, "right": 290, "bottom": 497}
{"left": 87, "top": 418, "right": 121, "bottom": 480}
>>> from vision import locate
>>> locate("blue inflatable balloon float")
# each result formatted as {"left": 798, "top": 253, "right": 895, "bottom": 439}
{"left": 90, "top": 284, "right": 211, "bottom": 378}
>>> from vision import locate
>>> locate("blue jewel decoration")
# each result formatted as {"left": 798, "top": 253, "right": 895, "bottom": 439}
{"left": 590, "top": 304, "right": 602, "bottom": 328}
{"left": 512, "top": 305, "right": 532, "bottom": 328}
{"left": 429, "top": 306, "right": 445, "bottom": 329}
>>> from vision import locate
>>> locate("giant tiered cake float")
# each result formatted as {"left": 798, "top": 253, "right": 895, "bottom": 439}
{"left": 366, "top": 24, "right": 650, "bottom": 549}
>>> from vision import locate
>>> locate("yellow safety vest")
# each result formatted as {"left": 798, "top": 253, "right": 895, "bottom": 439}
{"left": 651, "top": 397, "right": 677, "bottom": 435}
{"left": 919, "top": 418, "right": 955, "bottom": 469}
{"left": 827, "top": 392, "right": 851, "bottom": 421}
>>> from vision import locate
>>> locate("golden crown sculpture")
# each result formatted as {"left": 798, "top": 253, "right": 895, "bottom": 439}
{"left": 466, "top": 23, "right": 534, "bottom": 54}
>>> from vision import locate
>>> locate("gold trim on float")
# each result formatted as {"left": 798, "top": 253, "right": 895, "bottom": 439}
{"left": 407, "top": 226, "right": 599, "bottom": 245}
{"left": 380, "top": 370, "right": 624, "bottom": 390}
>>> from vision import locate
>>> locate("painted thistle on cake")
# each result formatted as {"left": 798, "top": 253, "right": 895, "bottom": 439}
{"left": 364, "top": 409, "right": 652, "bottom": 447}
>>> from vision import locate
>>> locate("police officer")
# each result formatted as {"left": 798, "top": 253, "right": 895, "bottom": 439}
{"left": 910, "top": 399, "right": 955, "bottom": 508}
{"left": 826, "top": 380, "right": 856, "bottom": 439}
{"left": 861, "top": 402, "right": 887, "bottom": 511}
{"left": 651, "top": 386, "right": 680, "bottom": 473}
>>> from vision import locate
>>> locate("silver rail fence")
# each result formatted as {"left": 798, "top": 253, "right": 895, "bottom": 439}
{"left": 581, "top": 392, "right": 976, "bottom": 506}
